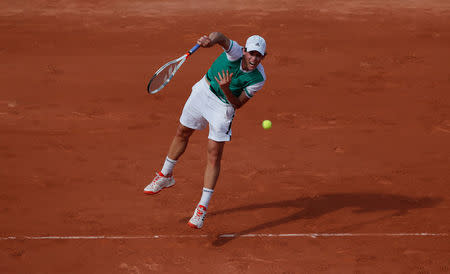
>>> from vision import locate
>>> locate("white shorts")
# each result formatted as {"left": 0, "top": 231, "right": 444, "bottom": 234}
{"left": 180, "top": 77, "right": 235, "bottom": 142}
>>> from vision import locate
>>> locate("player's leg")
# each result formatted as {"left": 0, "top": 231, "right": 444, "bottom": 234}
{"left": 203, "top": 139, "right": 225, "bottom": 190}
{"left": 144, "top": 79, "right": 207, "bottom": 195}
{"left": 187, "top": 86, "right": 234, "bottom": 228}
{"left": 188, "top": 140, "right": 224, "bottom": 229}
{"left": 162, "top": 123, "right": 195, "bottom": 174}
{"left": 144, "top": 124, "right": 199, "bottom": 194}
{"left": 168, "top": 123, "right": 195, "bottom": 161}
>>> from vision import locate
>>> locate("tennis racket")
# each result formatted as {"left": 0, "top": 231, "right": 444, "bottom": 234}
{"left": 147, "top": 44, "right": 201, "bottom": 94}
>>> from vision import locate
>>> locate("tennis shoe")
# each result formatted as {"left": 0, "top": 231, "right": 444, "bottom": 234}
{"left": 144, "top": 172, "right": 175, "bottom": 194}
{"left": 188, "top": 204, "right": 207, "bottom": 229}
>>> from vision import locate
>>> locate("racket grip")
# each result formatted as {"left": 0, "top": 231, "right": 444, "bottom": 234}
{"left": 188, "top": 44, "right": 201, "bottom": 55}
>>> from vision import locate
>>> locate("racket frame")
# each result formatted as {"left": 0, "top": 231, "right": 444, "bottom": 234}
{"left": 147, "top": 44, "right": 200, "bottom": 94}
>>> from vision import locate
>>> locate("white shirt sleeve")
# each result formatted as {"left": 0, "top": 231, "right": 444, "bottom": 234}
{"left": 244, "top": 80, "right": 265, "bottom": 98}
{"left": 223, "top": 40, "right": 243, "bottom": 61}
{"left": 244, "top": 65, "right": 266, "bottom": 98}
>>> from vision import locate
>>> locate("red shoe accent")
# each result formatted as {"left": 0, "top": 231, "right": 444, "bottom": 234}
{"left": 197, "top": 205, "right": 207, "bottom": 214}
{"left": 158, "top": 171, "right": 173, "bottom": 178}
{"left": 143, "top": 190, "right": 160, "bottom": 195}
{"left": 188, "top": 222, "right": 198, "bottom": 229}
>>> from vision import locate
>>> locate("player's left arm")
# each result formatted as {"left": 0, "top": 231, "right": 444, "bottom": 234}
{"left": 236, "top": 92, "right": 250, "bottom": 108}
{"left": 224, "top": 89, "right": 251, "bottom": 110}
{"left": 236, "top": 80, "right": 265, "bottom": 108}
{"left": 216, "top": 71, "right": 262, "bottom": 109}
{"left": 215, "top": 70, "right": 244, "bottom": 109}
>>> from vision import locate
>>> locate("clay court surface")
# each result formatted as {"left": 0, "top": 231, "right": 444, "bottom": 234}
{"left": 1, "top": 0, "right": 450, "bottom": 273}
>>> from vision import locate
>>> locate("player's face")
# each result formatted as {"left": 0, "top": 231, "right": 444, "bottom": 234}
{"left": 242, "top": 49, "right": 265, "bottom": 71}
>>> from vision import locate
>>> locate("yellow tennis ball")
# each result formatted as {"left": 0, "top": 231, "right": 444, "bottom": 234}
{"left": 262, "top": 120, "right": 272, "bottom": 129}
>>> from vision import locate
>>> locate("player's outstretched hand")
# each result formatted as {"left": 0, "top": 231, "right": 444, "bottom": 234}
{"left": 214, "top": 70, "right": 233, "bottom": 89}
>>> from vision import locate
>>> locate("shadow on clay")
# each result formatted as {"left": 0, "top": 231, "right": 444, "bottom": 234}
{"left": 206, "top": 192, "right": 443, "bottom": 246}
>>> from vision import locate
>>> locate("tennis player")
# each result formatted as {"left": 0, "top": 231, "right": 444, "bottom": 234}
{"left": 144, "top": 32, "right": 267, "bottom": 229}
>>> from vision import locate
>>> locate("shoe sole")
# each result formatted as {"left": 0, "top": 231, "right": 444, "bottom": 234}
{"left": 143, "top": 181, "right": 175, "bottom": 195}
{"left": 188, "top": 221, "right": 202, "bottom": 229}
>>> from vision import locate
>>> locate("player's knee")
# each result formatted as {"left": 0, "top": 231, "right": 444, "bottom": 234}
{"left": 207, "top": 153, "right": 221, "bottom": 166}
{"left": 176, "top": 124, "right": 194, "bottom": 140}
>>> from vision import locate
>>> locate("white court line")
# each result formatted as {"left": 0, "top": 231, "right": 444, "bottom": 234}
{"left": 219, "top": 233, "right": 449, "bottom": 238}
{"left": 0, "top": 233, "right": 448, "bottom": 240}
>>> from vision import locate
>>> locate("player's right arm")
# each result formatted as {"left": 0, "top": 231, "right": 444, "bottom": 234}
{"left": 197, "top": 32, "right": 231, "bottom": 51}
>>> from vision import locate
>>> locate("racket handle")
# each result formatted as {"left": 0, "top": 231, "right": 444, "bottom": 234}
{"left": 187, "top": 44, "right": 200, "bottom": 56}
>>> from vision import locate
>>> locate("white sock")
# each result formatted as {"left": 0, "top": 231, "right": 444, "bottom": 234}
{"left": 160, "top": 156, "right": 177, "bottom": 176}
{"left": 199, "top": 188, "right": 214, "bottom": 208}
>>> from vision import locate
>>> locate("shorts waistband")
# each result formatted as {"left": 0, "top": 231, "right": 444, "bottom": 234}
{"left": 205, "top": 73, "right": 212, "bottom": 85}
{"left": 200, "top": 76, "right": 231, "bottom": 107}
{"left": 205, "top": 74, "right": 216, "bottom": 94}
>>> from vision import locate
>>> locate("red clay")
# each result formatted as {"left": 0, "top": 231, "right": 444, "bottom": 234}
{"left": 0, "top": 1, "right": 449, "bottom": 273}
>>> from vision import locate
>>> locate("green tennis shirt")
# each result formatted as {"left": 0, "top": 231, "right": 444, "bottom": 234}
{"left": 205, "top": 40, "right": 266, "bottom": 104}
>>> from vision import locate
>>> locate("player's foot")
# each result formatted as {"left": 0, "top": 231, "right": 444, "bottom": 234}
{"left": 143, "top": 172, "right": 175, "bottom": 194}
{"left": 188, "top": 204, "right": 207, "bottom": 229}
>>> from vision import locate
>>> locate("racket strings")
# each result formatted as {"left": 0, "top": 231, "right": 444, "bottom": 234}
{"left": 148, "top": 62, "right": 180, "bottom": 93}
